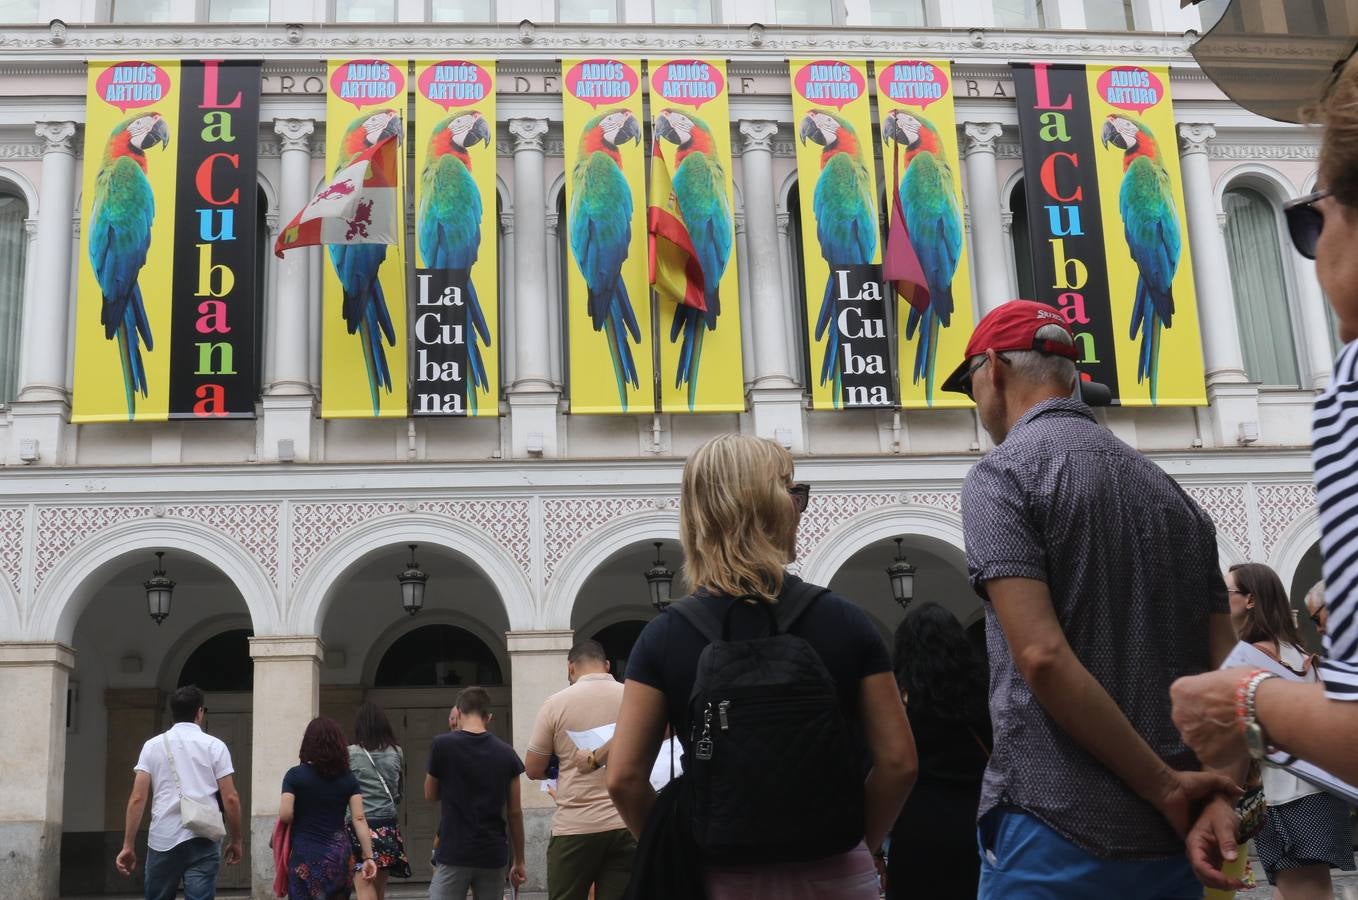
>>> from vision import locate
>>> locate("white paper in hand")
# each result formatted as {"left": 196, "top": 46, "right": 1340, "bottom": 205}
{"left": 566, "top": 723, "right": 616, "bottom": 752}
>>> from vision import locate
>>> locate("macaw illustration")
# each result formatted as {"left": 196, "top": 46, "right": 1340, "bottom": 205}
{"left": 654, "top": 108, "right": 733, "bottom": 410}
{"left": 1101, "top": 113, "right": 1180, "bottom": 404}
{"left": 419, "top": 109, "right": 494, "bottom": 413}
{"left": 570, "top": 109, "right": 644, "bottom": 409}
{"left": 330, "top": 109, "right": 403, "bottom": 416}
{"left": 89, "top": 112, "right": 171, "bottom": 420}
{"left": 799, "top": 109, "right": 878, "bottom": 405}
{"left": 881, "top": 110, "right": 963, "bottom": 404}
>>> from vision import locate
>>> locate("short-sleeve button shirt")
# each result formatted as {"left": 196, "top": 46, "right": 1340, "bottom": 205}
{"left": 134, "top": 722, "right": 235, "bottom": 852}
{"left": 961, "top": 398, "right": 1228, "bottom": 859}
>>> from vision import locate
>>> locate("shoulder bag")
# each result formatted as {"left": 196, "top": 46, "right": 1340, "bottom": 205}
{"left": 161, "top": 732, "right": 227, "bottom": 842}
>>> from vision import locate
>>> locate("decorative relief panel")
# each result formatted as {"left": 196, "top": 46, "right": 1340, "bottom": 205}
{"left": 904, "top": 491, "right": 962, "bottom": 513}
{"left": 794, "top": 492, "right": 899, "bottom": 566}
{"left": 0, "top": 506, "right": 25, "bottom": 599}
{"left": 166, "top": 504, "right": 280, "bottom": 583}
{"left": 1184, "top": 486, "right": 1251, "bottom": 559}
{"left": 1254, "top": 483, "right": 1318, "bottom": 559}
{"left": 289, "top": 501, "right": 406, "bottom": 586}
{"left": 419, "top": 499, "right": 533, "bottom": 575}
{"left": 542, "top": 497, "right": 679, "bottom": 583}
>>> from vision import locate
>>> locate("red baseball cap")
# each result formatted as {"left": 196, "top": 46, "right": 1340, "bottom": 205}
{"left": 940, "top": 300, "right": 1077, "bottom": 394}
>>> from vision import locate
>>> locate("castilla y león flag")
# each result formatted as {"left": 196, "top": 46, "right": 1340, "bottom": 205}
{"left": 274, "top": 128, "right": 401, "bottom": 257}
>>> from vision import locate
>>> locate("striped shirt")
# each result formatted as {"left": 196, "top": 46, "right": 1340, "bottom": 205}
{"left": 1317, "top": 341, "right": 1358, "bottom": 700}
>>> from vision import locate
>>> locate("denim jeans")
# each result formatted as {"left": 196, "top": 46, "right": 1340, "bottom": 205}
{"left": 144, "top": 837, "right": 221, "bottom": 900}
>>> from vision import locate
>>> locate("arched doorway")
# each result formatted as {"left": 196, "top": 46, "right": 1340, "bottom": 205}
{"left": 571, "top": 539, "right": 684, "bottom": 679}
{"left": 590, "top": 620, "right": 648, "bottom": 682}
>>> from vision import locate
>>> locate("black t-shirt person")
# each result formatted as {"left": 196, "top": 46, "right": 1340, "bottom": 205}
{"left": 427, "top": 729, "right": 525, "bottom": 869}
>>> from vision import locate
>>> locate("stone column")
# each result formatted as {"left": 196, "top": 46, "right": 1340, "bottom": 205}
{"left": 961, "top": 123, "right": 1011, "bottom": 314}
{"left": 1178, "top": 124, "right": 1258, "bottom": 446}
{"left": 501, "top": 212, "right": 518, "bottom": 390}
{"left": 739, "top": 121, "right": 804, "bottom": 451}
{"left": 506, "top": 630, "right": 573, "bottom": 894}
{"left": 507, "top": 119, "right": 559, "bottom": 458}
{"left": 261, "top": 119, "right": 317, "bottom": 463}
{"left": 248, "top": 636, "right": 322, "bottom": 898}
{"left": 262, "top": 212, "right": 280, "bottom": 389}
{"left": 545, "top": 212, "right": 564, "bottom": 389}
{"left": 775, "top": 211, "right": 806, "bottom": 386}
{"left": 0, "top": 642, "right": 75, "bottom": 900}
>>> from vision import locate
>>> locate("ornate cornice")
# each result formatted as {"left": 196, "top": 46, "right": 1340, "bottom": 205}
{"left": 1207, "top": 142, "right": 1319, "bottom": 161}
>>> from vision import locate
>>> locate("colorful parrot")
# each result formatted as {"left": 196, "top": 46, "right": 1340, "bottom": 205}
{"left": 654, "top": 108, "right": 733, "bottom": 409}
{"left": 570, "top": 109, "right": 644, "bottom": 409}
{"left": 1101, "top": 114, "right": 1180, "bottom": 404}
{"left": 419, "top": 109, "right": 493, "bottom": 413}
{"left": 89, "top": 112, "right": 170, "bottom": 420}
{"left": 882, "top": 110, "right": 963, "bottom": 404}
{"left": 799, "top": 109, "right": 878, "bottom": 405}
{"left": 330, "top": 109, "right": 403, "bottom": 416}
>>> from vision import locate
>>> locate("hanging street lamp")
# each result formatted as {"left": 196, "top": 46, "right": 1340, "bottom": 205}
{"left": 644, "top": 541, "right": 675, "bottom": 613}
{"left": 886, "top": 537, "right": 916, "bottom": 610}
{"left": 144, "top": 551, "right": 175, "bottom": 625}
{"left": 397, "top": 544, "right": 428, "bottom": 616}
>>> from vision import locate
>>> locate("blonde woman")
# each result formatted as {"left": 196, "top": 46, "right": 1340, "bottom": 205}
{"left": 607, "top": 433, "right": 917, "bottom": 899}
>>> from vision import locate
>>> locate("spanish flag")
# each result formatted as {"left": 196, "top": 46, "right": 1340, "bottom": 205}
{"left": 647, "top": 142, "right": 707, "bottom": 312}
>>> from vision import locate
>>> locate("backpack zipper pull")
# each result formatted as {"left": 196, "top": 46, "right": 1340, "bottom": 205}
{"left": 695, "top": 703, "right": 714, "bottom": 761}
{"left": 718, "top": 700, "right": 730, "bottom": 731}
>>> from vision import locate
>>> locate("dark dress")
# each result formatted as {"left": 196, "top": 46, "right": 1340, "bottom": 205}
{"left": 886, "top": 707, "right": 991, "bottom": 900}
{"left": 282, "top": 764, "right": 362, "bottom": 900}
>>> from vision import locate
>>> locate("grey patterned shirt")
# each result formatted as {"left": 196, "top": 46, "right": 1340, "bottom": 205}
{"left": 961, "top": 398, "right": 1228, "bottom": 859}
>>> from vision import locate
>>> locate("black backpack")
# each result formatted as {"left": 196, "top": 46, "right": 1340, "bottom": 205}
{"left": 669, "top": 577, "right": 866, "bottom": 865}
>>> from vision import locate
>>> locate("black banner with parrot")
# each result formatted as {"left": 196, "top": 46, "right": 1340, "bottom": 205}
{"left": 1012, "top": 62, "right": 1207, "bottom": 406}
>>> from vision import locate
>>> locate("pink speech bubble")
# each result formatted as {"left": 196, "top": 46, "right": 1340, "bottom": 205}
{"left": 650, "top": 59, "right": 723, "bottom": 111}
{"left": 95, "top": 62, "right": 171, "bottom": 113}
{"left": 794, "top": 60, "right": 865, "bottom": 111}
{"left": 876, "top": 60, "right": 949, "bottom": 111}
{"left": 330, "top": 59, "right": 405, "bottom": 111}
{"left": 565, "top": 59, "right": 639, "bottom": 110}
{"left": 418, "top": 60, "right": 492, "bottom": 112}
{"left": 1096, "top": 66, "right": 1164, "bottom": 116}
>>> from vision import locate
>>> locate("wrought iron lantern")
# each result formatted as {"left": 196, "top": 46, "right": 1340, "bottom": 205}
{"left": 886, "top": 537, "right": 917, "bottom": 610}
{"left": 144, "top": 551, "right": 175, "bottom": 625}
{"left": 397, "top": 544, "right": 428, "bottom": 616}
{"left": 644, "top": 542, "right": 675, "bottom": 613}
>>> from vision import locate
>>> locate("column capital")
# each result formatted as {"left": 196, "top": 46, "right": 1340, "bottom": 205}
{"left": 962, "top": 122, "right": 1004, "bottom": 157}
{"left": 1000, "top": 210, "right": 1014, "bottom": 235}
{"left": 23, "top": 217, "right": 38, "bottom": 238}
{"left": 735, "top": 212, "right": 745, "bottom": 235}
{"left": 273, "top": 118, "right": 315, "bottom": 152}
{"left": 1217, "top": 211, "right": 1228, "bottom": 233}
{"left": 248, "top": 635, "right": 324, "bottom": 662}
{"left": 1177, "top": 123, "right": 1217, "bottom": 157}
{"left": 738, "top": 119, "right": 779, "bottom": 153}
{"left": 265, "top": 213, "right": 279, "bottom": 235}
{"left": 34, "top": 121, "right": 77, "bottom": 156}
{"left": 776, "top": 210, "right": 790, "bottom": 233}
{"left": 500, "top": 212, "right": 515, "bottom": 236}
{"left": 508, "top": 118, "right": 549, "bottom": 153}
{"left": 0, "top": 641, "right": 75, "bottom": 669}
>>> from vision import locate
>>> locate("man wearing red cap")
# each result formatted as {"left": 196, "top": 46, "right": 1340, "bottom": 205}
{"left": 948, "top": 301, "right": 1238, "bottom": 898}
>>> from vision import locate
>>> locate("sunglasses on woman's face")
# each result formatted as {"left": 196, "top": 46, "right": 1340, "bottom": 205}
{"left": 1284, "top": 189, "right": 1333, "bottom": 260}
{"left": 788, "top": 483, "right": 811, "bottom": 513}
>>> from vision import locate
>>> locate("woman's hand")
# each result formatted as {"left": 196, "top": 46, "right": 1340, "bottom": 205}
{"left": 1171, "top": 668, "right": 1251, "bottom": 770}
{"left": 360, "top": 858, "right": 377, "bottom": 881}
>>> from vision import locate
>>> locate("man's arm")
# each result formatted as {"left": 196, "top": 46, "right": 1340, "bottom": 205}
{"left": 506, "top": 776, "right": 527, "bottom": 887}
{"left": 423, "top": 774, "right": 439, "bottom": 803}
{"left": 524, "top": 750, "right": 552, "bottom": 781}
{"left": 988, "top": 576, "right": 1233, "bottom": 836}
{"left": 217, "top": 774, "right": 243, "bottom": 865}
{"left": 114, "top": 771, "right": 151, "bottom": 876}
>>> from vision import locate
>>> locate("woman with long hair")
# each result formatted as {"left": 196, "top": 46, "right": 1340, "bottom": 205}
{"left": 348, "top": 703, "right": 410, "bottom": 900}
{"left": 886, "top": 602, "right": 991, "bottom": 900}
{"left": 279, "top": 716, "right": 377, "bottom": 899}
{"left": 606, "top": 433, "right": 917, "bottom": 899}
{"left": 1226, "top": 563, "right": 1353, "bottom": 899}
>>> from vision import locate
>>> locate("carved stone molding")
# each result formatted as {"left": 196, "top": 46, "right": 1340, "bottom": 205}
{"left": 1183, "top": 485, "right": 1250, "bottom": 559}
{"left": 273, "top": 118, "right": 315, "bottom": 153}
{"left": 793, "top": 491, "right": 899, "bottom": 565}
{"left": 0, "top": 507, "right": 24, "bottom": 600}
{"left": 508, "top": 118, "right": 549, "bottom": 153}
{"left": 0, "top": 143, "right": 42, "bottom": 161}
{"left": 1207, "top": 143, "right": 1319, "bottom": 161}
{"left": 963, "top": 122, "right": 1004, "bottom": 157}
{"left": 34, "top": 121, "right": 77, "bottom": 156}
{"left": 1254, "top": 483, "right": 1318, "bottom": 559}
{"left": 1177, "top": 123, "right": 1216, "bottom": 157}
{"left": 738, "top": 120, "right": 779, "bottom": 154}
{"left": 542, "top": 496, "right": 679, "bottom": 583}
{"left": 995, "top": 141, "right": 1022, "bottom": 160}
{"left": 904, "top": 491, "right": 962, "bottom": 513}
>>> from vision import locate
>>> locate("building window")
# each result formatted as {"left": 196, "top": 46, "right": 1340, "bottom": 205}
{"left": 179, "top": 629, "right": 254, "bottom": 692}
{"left": 993, "top": 0, "right": 1043, "bottom": 27}
{"left": 335, "top": 0, "right": 396, "bottom": 22}
{"left": 432, "top": 0, "right": 494, "bottom": 20}
{"left": 1083, "top": 0, "right": 1133, "bottom": 29}
{"left": 112, "top": 0, "right": 171, "bottom": 21}
{"left": 654, "top": 0, "right": 713, "bottom": 23}
{"left": 208, "top": 0, "right": 269, "bottom": 20}
{"left": 774, "top": 0, "right": 837, "bottom": 25}
{"left": 1009, "top": 180, "right": 1036, "bottom": 299}
{"left": 0, "top": 0, "right": 37, "bottom": 22}
{"left": 558, "top": 0, "right": 617, "bottom": 22}
{"left": 375, "top": 624, "right": 504, "bottom": 687}
{"left": 869, "top": 0, "right": 924, "bottom": 25}
{"left": 1224, "top": 186, "right": 1302, "bottom": 386}
{"left": 0, "top": 189, "right": 27, "bottom": 407}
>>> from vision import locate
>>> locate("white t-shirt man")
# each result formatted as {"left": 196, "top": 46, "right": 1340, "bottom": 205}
{"left": 134, "top": 721, "right": 235, "bottom": 851}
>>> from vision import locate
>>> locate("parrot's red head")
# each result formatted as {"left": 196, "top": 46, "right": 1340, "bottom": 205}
{"left": 1100, "top": 114, "right": 1160, "bottom": 169}
{"left": 799, "top": 109, "right": 861, "bottom": 166}
{"left": 882, "top": 110, "right": 940, "bottom": 161}
{"left": 431, "top": 111, "right": 491, "bottom": 166}
{"left": 108, "top": 113, "right": 170, "bottom": 171}
{"left": 582, "top": 109, "right": 641, "bottom": 164}
{"left": 655, "top": 109, "right": 713, "bottom": 164}
{"left": 344, "top": 109, "right": 403, "bottom": 158}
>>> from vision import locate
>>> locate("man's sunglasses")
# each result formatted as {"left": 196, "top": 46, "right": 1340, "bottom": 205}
{"left": 957, "top": 352, "right": 1011, "bottom": 400}
{"left": 1284, "top": 189, "right": 1332, "bottom": 260}
{"left": 788, "top": 483, "right": 810, "bottom": 513}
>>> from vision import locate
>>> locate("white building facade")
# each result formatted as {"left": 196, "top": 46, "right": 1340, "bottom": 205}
{"left": 0, "top": 1, "right": 1341, "bottom": 897}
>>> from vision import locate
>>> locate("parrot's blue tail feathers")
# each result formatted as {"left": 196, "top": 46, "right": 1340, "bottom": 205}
{"left": 817, "top": 274, "right": 838, "bottom": 388}
{"left": 466, "top": 278, "right": 492, "bottom": 348}
{"left": 913, "top": 309, "right": 932, "bottom": 387}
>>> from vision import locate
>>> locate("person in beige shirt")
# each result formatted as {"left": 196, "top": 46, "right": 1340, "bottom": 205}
{"left": 526, "top": 639, "right": 634, "bottom": 900}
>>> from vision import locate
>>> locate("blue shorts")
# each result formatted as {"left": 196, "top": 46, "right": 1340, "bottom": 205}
{"left": 977, "top": 808, "right": 1202, "bottom": 900}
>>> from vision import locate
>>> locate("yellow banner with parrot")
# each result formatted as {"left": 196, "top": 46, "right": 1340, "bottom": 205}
{"left": 412, "top": 59, "right": 499, "bottom": 417}
{"left": 321, "top": 59, "right": 409, "bottom": 419}
{"left": 561, "top": 59, "right": 654, "bottom": 415}
{"left": 648, "top": 59, "right": 745, "bottom": 414}
{"left": 789, "top": 59, "right": 891, "bottom": 410}
{"left": 874, "top": 59, "right": 976, "bottom": 409}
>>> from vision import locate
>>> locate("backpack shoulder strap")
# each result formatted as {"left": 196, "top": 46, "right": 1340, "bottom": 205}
{"left": 668, "top": 594, "right": 725, "bottom": 644}
{"left": 773, "top": 577, "right": 830, "bottom": 634}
